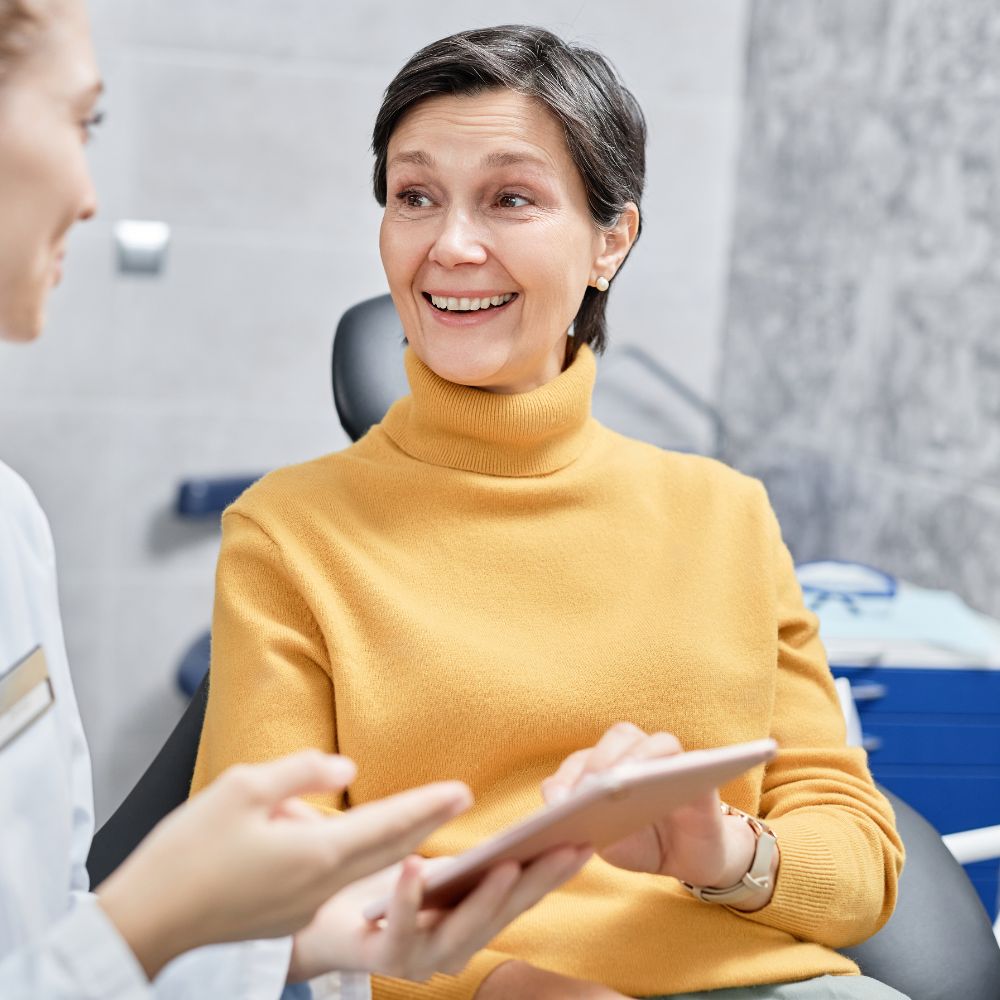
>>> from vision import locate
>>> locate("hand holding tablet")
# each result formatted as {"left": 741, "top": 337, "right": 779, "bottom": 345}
{"left": 363, "top": 737, "right": 777, "bottom": 920}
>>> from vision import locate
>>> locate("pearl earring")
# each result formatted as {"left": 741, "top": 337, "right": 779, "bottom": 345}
{"left": 595, "top": 276, "right": 610, "bottom": 292}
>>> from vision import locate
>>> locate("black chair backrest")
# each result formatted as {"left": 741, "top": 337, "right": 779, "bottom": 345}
{"left": 841, "top": 788, "right": 1000, "bottom": 1000}
{"left": 86, "top": 675, "right": 209, "bottom": 888}
{"left": 331, "top": 294, "right": 408, "bottom": 443}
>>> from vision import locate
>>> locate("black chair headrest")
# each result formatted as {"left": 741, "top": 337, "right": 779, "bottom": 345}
{"left": 332, "top": 294, "right": 409, "bottom": 443}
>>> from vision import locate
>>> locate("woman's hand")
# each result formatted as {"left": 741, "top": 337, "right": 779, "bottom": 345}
{"left": 288, "top": 835, "right": 592, "bottom": 982}
{"left": 541, "top": 723, "right": 758, "bottom": 891}
{"left": 97, "top": 750, "right": 473, "bottom": 980}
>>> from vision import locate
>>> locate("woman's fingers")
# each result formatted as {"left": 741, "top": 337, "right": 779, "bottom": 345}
{"left": 488, "top": 846, "right": 592, "bottom": 930}
{"left": 620, "top": 730, "right": 683, "bottom": 763}
{"left": 321, "top": 781, "right": 473, "bottom": 887}
{"left": 378, "top": 859, "right": 522, "bottom": 980}
{"left": 580, "top": 722, "right": 651, "bottom": 777}
{"left": 272, "top": 796, "right": 325, "bottom": 823}
{"left": 541, "top": 749, "right": 591, "bottom": 804}
{"left": 544, "top": 726, "right": 685, "bottom": 805}
{"left": 377, "top": 855, "right": 427, "bottom": 977}
{"left": 227, "top": 750, "right": 357, "bottom": 807}
{"left": 422, "top": 861, "right": 523, "bottom": 971}
{"left": 430, "top": 846, "right": 591, "bottom": 973}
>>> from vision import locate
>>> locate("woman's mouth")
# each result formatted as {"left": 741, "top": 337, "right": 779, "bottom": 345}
{"left": 422, "top": 291, "right": 518, "bottom": 313}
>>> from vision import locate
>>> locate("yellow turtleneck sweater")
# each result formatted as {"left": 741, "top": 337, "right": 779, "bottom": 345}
{"left": 191, "top": 345, "right": 902, "bottom": 999}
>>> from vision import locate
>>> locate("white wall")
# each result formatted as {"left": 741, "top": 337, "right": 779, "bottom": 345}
{"left": 0, "top": 0, "right": 749, "bottom": 821}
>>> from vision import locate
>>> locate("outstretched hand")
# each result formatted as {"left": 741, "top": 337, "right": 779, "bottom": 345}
{"left": 289, "top": 843, "right": 591, "bottom": 983}
{"left": 97, "top": 751, "right": 474, "bottom": 979}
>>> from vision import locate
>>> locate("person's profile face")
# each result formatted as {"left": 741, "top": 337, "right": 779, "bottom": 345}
{"left": 0, "top": 0, "right": 101, "bottom": 343}
{"left": 379, "top": 88, "right": 607, "bottom": 393}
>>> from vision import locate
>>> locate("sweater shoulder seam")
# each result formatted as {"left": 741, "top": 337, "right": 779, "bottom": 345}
{"left": 221, "top": 509, "right": 326, "bottom": 645}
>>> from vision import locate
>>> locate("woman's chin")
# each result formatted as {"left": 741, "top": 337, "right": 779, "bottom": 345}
{"left": 412, "top": 335, "right": 516, "bottom": 391}
{"left": 0, "top": 302, "right": 46, "bottom": 344}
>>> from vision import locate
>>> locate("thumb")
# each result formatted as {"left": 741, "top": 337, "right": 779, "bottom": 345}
{"left": 238, "top": 750, "right": 357, "bottom": 806}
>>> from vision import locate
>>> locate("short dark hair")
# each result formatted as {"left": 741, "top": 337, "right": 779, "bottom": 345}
{"left": 372, "top": 24, "right": 646, "bottom": 360}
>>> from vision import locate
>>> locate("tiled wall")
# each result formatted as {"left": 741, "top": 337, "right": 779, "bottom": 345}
{"left": 720, "top": 0, "right": 1000, "bottom": 618}
{"left": 0, "top": 1, "right": 749, "bottom": 821}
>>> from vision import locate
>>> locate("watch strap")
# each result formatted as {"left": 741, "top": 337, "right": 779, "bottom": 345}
{"left": 682, "top": 804, "right": 777, "bottom": 907}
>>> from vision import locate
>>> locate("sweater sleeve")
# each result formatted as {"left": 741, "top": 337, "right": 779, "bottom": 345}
{"left": 734, "top": 485, "right": 904, "bottom": 947}
{"left": 371, "top": 950, "right": 512, "bottom": 1000}
{"left": 190, "top": 510, "right": 340, "bottom": 809}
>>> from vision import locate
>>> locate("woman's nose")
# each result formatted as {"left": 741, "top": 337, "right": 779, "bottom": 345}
{"left": 78, "top": 168, "right": 98, "bottom": 222}
{"left": 428, "top": 207, "right": 488, "bottom": 268}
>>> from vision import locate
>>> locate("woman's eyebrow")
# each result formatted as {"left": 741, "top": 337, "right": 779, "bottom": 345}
{"left": 480, "top": 151, "right": 551, "bottom": 171}
{"left": 387, "top": 150, "right": 552, "bottom": 172}
{"left": 388, "top": 150, "right": 434, "bottom": 170}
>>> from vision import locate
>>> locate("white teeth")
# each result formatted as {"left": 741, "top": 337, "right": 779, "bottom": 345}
{"left": 428, "top": 293, "right": 516, "bottom": 312}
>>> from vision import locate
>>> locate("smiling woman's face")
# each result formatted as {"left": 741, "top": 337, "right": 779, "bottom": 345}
{"left": 0, "top": 0, "right": 101, "bottom": 342}
{"left": 380, "top": 88, "right": 625, "bottom": 394}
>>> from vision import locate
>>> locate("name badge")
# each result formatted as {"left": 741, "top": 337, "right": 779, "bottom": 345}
{"left": 0, "top": 647, "right": 55, "bottom": 750}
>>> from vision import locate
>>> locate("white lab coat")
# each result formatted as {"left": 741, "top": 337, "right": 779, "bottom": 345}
{"left": 0, "top": 459, "right": 368, "bottom": 999}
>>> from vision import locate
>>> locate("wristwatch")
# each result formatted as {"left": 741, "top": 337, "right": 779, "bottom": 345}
{"left": 682, "top": 803, "right": 778, "bottom": 908}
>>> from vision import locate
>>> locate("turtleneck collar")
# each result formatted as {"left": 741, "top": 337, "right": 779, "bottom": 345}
{"left": 380, "top": 345, "right": 598, "bottom": 477}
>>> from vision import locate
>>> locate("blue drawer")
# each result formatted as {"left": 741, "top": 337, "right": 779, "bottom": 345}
{"left": 831, "top": 666, "right": 1000, "bottom": 717}
{"left": 859, "top": 720, "right": 1000, "bottom": 766}
{"left": 827, "top": 665, "right": 1000, "bottom": 921}
{"left": 869, "top": 770, "right": 1000, "bottom": 835}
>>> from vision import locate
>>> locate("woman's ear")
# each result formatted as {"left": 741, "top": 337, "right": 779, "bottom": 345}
{"left": 590, "top": 202, "right": 640, "bottom": 287}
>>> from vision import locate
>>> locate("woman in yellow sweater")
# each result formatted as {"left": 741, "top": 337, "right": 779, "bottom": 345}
{"left": 192, "top": 25, "right": 906, "bottom": 1000}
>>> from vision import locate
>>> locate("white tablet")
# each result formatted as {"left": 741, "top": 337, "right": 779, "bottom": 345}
{"left": 363, "top": 737, "right": 777, "bottom": 920}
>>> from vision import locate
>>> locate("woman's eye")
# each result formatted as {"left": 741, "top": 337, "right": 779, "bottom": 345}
{"left": 497, "top": 192, "right": 530, "bottom": 209}
{"left": 398, "top": 190, "right": 432, "bottom": 209}
{"left": 81, "top": 110, "right": 105, "bottom": 143}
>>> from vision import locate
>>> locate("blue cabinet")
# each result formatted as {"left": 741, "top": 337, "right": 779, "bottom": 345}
{"left": 830, "top": 664, "right": 1000, "bottom": 920}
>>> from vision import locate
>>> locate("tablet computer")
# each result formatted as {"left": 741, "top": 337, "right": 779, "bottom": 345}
{"left": 363, "top": 737, "right": 777, "bottom": 920}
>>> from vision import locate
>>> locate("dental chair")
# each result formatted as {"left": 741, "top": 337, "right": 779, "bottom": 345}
{"left": 88, "top": 295, "right": 1000, "bottom": 1000}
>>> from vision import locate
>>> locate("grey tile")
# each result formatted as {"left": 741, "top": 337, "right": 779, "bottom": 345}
{"left": 871, "top": 282, "right": 1000, "bottom": 485}
{"left": 888, "top": 0, "right": 1000, "bottom": 101}
{"left": 109, "top": 410, "right": 348, "bottom": 576}
{"left": 604, "top": 96, "right": 744, "bottom": 401}
{"left": 109, "top": 232, "right": 386, "bottom": 412}
{"left": 643, "top": 98, "right": 745, "bottom": 279}
{"left": 724, "top": 441, "right": 843, "bottom": 562}
{"left": 96, "top": 578, "right": 208, "bottom": 821}
{"left": 719, "top": 262, "right": 861, "bottom": 448}
{"left": 606, "top": 260, "right": 726, "bottom": 405}
{"left": 747, "top": 0, "right": 893, "bottom": 100}
{"left": 832, "top": 465, "right": 1000, "bottom": 620}
{"left": 124, "top": 54, "right": 383, "bottom": 236}
{"left": 0, "top": 409, "right": 120, "bottom": 576}
{"left": 123, "top": 0, "right": 749, "bottom": 99}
